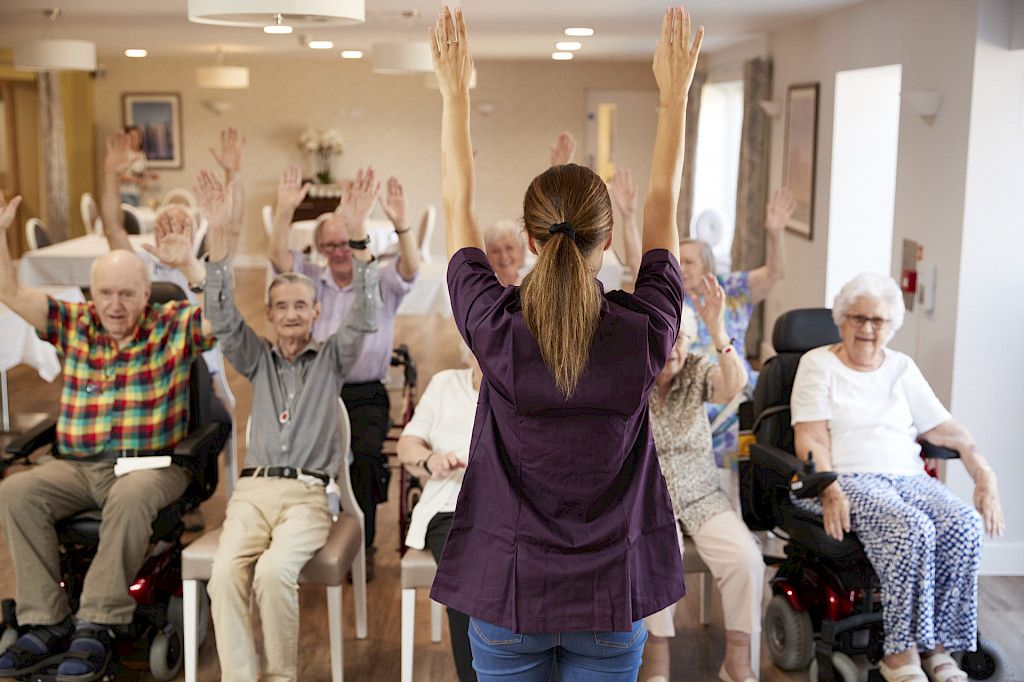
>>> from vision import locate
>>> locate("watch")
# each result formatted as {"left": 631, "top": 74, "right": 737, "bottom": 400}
{"left": 348, "top": 237, "right": 371, "bottom": 250}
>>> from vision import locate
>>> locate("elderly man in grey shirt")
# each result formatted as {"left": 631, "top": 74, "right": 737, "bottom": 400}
{"left": 188, "top": 170, "right": 380, "bottom": 682}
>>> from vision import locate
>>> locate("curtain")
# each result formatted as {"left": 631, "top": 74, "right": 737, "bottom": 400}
{"left": 38, "top": 72, "right": 70, "bottom": 242}
{"left": 731, "top": 57, "right": 773, "bottom": 359}
{"left": 678, "top": 69, "right": 706, "bottom": 239}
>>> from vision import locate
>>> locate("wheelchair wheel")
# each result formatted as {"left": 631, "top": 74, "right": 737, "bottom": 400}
{"left": 810, "top": 651, "right": 861, "bottom": 682}
{"left": 149, "top": 627, "right": 183, "bottom": 681}
{"left": 954, "top": 635, "right": 1009, "bottom": 681}
{"left": 168, "top": 582, "right": 211, "bottom": 649}
{"left": 764, "top": 595, "right": 814, "bottom": 671}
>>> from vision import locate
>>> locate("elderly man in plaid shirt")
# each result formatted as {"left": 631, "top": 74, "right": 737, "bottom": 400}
{"left": 0, "top": 188, "right": 216, "bottom": 681}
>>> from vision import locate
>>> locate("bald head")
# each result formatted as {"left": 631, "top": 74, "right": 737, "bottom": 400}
{"left": 90, "top": 250, "right": 152, "bottom": 343}
{"left": 91, "top": 249, "right": 151, "bottom": 289}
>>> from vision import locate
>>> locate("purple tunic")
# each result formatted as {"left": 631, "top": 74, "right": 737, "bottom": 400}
{"left": 430, "top": 247, "right": 686, "bottom": 633}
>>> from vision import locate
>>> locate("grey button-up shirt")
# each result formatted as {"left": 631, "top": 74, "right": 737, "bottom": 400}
{"left": 205, "top": 257, "right": 381, "bottom": 474}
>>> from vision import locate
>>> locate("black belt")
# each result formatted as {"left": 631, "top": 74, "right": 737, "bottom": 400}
{"left": 240, "top": 466, "right": 329, "bottom": 484}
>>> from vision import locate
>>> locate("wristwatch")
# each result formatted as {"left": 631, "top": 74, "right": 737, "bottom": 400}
{"left": 348, "top": 237, "right": 371, "bottom": 250}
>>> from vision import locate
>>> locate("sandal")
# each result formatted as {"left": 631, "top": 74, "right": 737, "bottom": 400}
{"left": 0, "top": 626, "right": 71, "bottom": 676}
{"left": 54, "top": 625, "right": 113, "bottom": 682}
{"left": 922, "top": 652, "right": 969, "bottom": 682}
{"left": 879, "top": 661, "right": 929, "bottom": 682}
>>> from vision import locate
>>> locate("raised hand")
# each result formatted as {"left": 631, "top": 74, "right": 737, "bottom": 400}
{"left": 195, "top": 170, "right": 235, "bottom": 230}
{"left": 608, "top": 168, "right": 638, "bottom": 216}
{"left": 142, "top": 210, "right": 193, "bottom": 269}
{"left": 378, "top": 176, "right": 408, "bottom": 229}
{"left": 692, "top": 273, "right": 726, "bottom": 332}
{"left": 427, "top": 451, "right": 466, "bottom": 480}
{"left": 276, "top": 164, "right": 311, "bottom": 215}
{"left": 429, "top": 5, "right": 473, "bottom": 99}
{"left": 549, "top": 132, "right": 577, "bottom": 167}
{"left": 209, "top": 127, "right": 245, "bottom": 176}
{"left": 104, "top": 132, "right": 137, "bottom": 176}
{"left": 339, "top": 166, "right": 381, "bottom": 239}
{"left": 765, "top": 187, "right": 796, "bottom": 233}
{"left": 652, "top": 6, "right": 704, "bottom": 106}
{"left": 0, "top": 191, "right": 22, "bottom": 232}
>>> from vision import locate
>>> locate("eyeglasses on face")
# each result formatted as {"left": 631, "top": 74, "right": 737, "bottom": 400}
{"left": 317, "top": 241, "right": 350, "bottom": 253}
{"left": 845, "top": 314, "right": 890, "bottom": 329}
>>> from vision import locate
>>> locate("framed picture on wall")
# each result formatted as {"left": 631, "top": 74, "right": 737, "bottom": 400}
{"left": 122, "top": 93, "right": 182, "bottom": 169}
{"left": 782, "top": 83, "right": 819, "bottom": 239}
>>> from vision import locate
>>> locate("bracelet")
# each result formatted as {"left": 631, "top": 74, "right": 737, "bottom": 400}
{"left": 188, "top": 278, "right": 207, "bottom": 294}
{"left": 348, "top": 237, "right": 370, "bottom": 250}
{"left": 394, "top": 226, "right": 412, "bottom": 235}
{"left": 715, "top": 338, "right": 736, "bottom": 353}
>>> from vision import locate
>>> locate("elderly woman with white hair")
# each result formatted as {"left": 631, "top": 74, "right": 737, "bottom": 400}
{"left": 482, "top": 220, "right": 526, "bottom": 286}
{"left": 791, "top": 273, "right": 1005, "bottom": 682}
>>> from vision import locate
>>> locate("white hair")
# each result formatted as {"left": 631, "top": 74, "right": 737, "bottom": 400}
{"left": 831, "top": 272, "right": 905, "bottom": 339}
{"left": 483, "top": 220, "right": 525, "bottom": 251}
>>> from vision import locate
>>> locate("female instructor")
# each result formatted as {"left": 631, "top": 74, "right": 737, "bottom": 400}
{"left": 428, "top": 6, "right": 703, "bottom": 680}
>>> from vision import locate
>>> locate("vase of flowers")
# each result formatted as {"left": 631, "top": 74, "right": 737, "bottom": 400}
{"left": 298, "top": 127, "right": 345, "bottom": 184}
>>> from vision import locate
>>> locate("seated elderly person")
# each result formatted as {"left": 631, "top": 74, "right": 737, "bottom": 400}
{"left": 0, "top": 191, "right": 212, "bottom": 680}
{"left": 396, "top": 342, "right": 479, "bottom": 681}
{"left": 268, "top": 164, "right": 420, "bottom": 576}
{"left": 791, "top": 273, "right": 1004, "bottom": 682}
{"left": 641, "top": 276, "right": 763, "bottom": 682}
{"left": 181, "top": 172, "right": 380, "bottom": 681}
{"left": 482, "top": 220, "right": 526, "bottom": 287}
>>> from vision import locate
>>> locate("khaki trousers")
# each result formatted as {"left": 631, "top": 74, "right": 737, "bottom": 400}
{"left": 208, "top": 477, "right": 331, "bottom": 682}
{"left": 0, "top": 458, "right": 190, "bottom": 625}
{"left": 644, "top": 510, "right": 765, "bottom": 637}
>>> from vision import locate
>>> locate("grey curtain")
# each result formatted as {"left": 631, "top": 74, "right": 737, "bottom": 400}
{"left": 731, "top": 57, "right": 773, "bottom": 358}
{"left": 678, "top": 69, "right": 706, "bottom": 239}
{"left": 38, "top": 72, "right": 70, "bottom": 242}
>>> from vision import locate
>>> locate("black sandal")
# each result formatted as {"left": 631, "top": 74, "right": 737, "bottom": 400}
{"left": 54, "top": 625, "right": 113, "bottom": 682}
{"left": 0, "top": 626, "right": 70, "bottom": 676}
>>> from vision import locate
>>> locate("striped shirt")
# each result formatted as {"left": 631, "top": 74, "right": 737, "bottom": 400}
{"left": 39, "top": 297, "right": 214, "bottom": 458}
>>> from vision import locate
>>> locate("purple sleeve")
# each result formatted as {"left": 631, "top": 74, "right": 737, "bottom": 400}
{"left": 446, "top": 248, "right": 505, "bottom": 351}
{"left": 632, "top": 249, "right": 685, "bottom": 371}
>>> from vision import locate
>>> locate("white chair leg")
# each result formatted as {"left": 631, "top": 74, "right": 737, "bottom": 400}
{"left": 430, "top": 600, "right": 442, "bottom": 642}
{"left": 401, "top": 589, "right": 416, "bottom": 682}
{"left": 183, "top": 579, "right": 199, "bottom": 682}
{"left": 699, "top": 571, "right": 712, "bottom": 626}
{"left": 352, "top": 545, "right": 367, "bottom": 640}
{"left": 327, "top": 585, "right": 343, "bottom": 682}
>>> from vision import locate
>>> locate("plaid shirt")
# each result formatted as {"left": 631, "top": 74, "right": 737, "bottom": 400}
{"left": 39, "top": 297, "right": 214, "bottom": 459}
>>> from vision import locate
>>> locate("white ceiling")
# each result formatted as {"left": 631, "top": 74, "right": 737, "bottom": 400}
{"left": 0, "top": 0, "right": 862, "bottom": 61}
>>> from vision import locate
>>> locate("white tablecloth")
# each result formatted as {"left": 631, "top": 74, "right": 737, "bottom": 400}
{"left": 133, "top": 207, "right": 158, "bottom": 234}
{"left": 18, "top": 234, "right": 154, "bottom": 287}
{"left": 0, "top": 285, "right": 85, "bottom": 381}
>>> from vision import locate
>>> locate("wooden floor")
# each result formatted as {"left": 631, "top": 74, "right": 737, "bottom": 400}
{"left": 1, "top": 266, "right": 1021, "bottom": 681}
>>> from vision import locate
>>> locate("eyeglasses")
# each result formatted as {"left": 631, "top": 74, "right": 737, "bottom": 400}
{"left": 846, "top": 314, "right": 890, "bottom": 329}
{"left": 317, "top": 241, "right": 350, "bottom": 253}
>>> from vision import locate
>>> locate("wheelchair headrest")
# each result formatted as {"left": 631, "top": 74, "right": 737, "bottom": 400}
{"left": 150, "top": 282, "right": 189, "bottom": 305}
{"left": 772, "top": 308, "right": 840, "bottom": 353}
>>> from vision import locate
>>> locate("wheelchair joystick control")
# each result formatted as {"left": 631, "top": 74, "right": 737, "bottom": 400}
{"left": 791, "top": 451, "right": 837, "bottom": 499}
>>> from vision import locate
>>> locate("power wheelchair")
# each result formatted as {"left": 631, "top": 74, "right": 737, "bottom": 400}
{"left": 740, "top": 308, "right": 1007, "bottom": 682}
{"left": 0, "top": 283, "right": 231, "bottom": 681}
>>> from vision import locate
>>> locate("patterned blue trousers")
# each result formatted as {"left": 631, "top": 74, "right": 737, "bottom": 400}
{"left": 796, "top": 473, "right": 982, "bottom": 655}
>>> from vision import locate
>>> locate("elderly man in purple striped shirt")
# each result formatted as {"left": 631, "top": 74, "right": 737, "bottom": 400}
{"left": 268, "top": 164, "right": 420, "bottom": 578}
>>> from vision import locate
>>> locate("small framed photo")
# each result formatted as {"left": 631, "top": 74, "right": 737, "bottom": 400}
{"left": 782, "top": 83, "right": 819, "bottom": 239}
{"left": 122, "top": 93, "right": 182, "bottom": 169}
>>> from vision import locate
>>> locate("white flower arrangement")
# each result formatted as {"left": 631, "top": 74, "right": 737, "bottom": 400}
{"left": 298, "top": 127, "right": 345, "bottom": 183}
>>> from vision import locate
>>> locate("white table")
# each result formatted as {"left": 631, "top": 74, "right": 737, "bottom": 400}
{"left": 0, "top": 285, "right": 84, "bottom": 431}
{"left": 133, "top": 206, "right": 158, "bottom": 234}
{"left": 18, "top": 234, "right": 154, "bottom": 287}
{"left": 396, "top": 260, "right": 450, "bottom": 317}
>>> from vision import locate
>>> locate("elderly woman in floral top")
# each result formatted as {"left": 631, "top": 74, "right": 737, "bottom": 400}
{"left": 615, "top": 173, "right": 797, "bottom": 464}
{"left": 639, "top": 273, "right": 765, "bottom": 682}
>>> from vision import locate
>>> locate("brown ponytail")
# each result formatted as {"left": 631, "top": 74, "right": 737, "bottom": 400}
{"left": 520, "top": 164, "right": 613, "bottom": 398}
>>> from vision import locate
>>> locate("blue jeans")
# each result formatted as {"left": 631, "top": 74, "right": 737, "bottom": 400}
{"left": 469, "top": 618, "right": 647, "bottom": 681}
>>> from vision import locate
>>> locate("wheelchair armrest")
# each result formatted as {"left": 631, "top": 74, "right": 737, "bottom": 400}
{"left": 750, "top": 442, "right": 802, "bottom": 478}
{"left": 172, "top": 423, "right": 225, "bottom": 458}
{"left": 919, "top": 440, "right": 960, "bottom": 460}
{"left": 4, "top": 418, "right": 57, "bottom": 459}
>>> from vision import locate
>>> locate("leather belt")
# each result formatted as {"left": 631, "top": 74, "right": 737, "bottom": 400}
{"left": 240, "top": 466, "right": 329, "bottom": 485}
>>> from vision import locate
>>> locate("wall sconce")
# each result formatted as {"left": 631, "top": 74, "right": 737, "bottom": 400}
{"left": 758, "top": 100, "right": 781, "bottom": 118}
{"left": 902, "top": 90, "right": 944, "bottom": 124}
{"left": 202, "top": 100, "right": 233, "bottom": 115}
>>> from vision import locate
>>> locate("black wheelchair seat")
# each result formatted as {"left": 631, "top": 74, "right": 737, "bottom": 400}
{"left": 55, "top": 497, "right": 193, "bottom": 547}
{"left": 780, "top": 506, "right": 866, "bottom": 562}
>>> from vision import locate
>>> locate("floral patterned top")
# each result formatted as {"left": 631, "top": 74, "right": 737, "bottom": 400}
{"left": 650, "top": 353, "right": 734, "bottom": 533}
{"left": 685, "top": 270, "right": 756, "bottom": 465}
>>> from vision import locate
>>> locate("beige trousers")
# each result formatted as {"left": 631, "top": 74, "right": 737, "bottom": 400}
{"left": 644, "top": 510, "right": 764, "bottom": 637}
{"left": 0, "top": 458, "right": 190, "bottom": 625}
{"left": 208, "top": 477, "right": 331, "bottom": 682}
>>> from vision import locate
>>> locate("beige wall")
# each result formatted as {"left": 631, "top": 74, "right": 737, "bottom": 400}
{"left": 93, "top": 54, "right": 654, "bottom": 262}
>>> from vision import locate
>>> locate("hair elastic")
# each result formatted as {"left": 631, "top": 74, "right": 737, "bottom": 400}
{"left": 548, "top": 221, "right": 576, "bottom": 241}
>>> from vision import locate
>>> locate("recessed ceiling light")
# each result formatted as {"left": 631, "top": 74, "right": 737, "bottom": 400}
{"left": 264, "top": 24, "right": 293, "bottom": 34}
{"left": 340, "top": 50, "right": 363, "bottom": 59}
{"left": 555, "top": 41, "right": 582, "bottom": 51}
{"left": 308, "top": 40, "right": 334, "bottom": 49}
{"left": 124, "top": 49, "right": 148, "bottom": 58}
{"left": 552, "top": 51, "right": 574, "bottom": 61}
{"left": 564, "top": 27, "right": 594, "bottom": 37}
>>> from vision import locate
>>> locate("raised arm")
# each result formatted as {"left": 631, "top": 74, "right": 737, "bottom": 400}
{"left": 747, "top": 187, "right": 795, "bottom": 304}
{"left": 267, "top": 164, "right": 310, "bottom": 273}
{"left": 430, "top": 6, "right": 483, "bottom": 258}
{"left": 608, "top": 168, "right": 641, "bottom": 276}
{"left": 549, "top": 132, "right": 577, "bottom": 167}
{"left": 644, "top": 7, "right": 703, "bottom": 258}
{"left": 694, "top": 274, "right": 747, "bottom": 402}
{"left": 100, "top": 133, "right": 135, "bottom": 252}
{"left": 378, "top": 175, "right": 421, "bottom": 281}
{"left": 208, "top": 127, "right": 246, "bottom": 231}
{"left": 0, "top": 192, "right": 48, "bottom": 331}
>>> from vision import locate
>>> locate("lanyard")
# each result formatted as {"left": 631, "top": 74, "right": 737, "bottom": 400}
{"left": 272, "top": 352, "right": 311, "bottom": 425}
